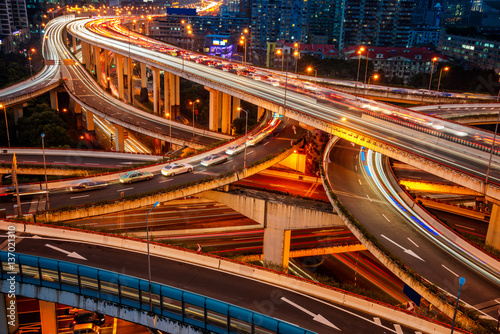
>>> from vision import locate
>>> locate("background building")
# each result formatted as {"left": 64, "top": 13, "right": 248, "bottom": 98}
{"left": 0, "top": 0, "right": 29, "bottom": 53}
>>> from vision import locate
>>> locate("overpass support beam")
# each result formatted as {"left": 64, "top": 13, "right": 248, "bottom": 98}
{"left": 232, "top": 98, "right": 241, "bottom": 121}
{"left": 486, "top": 204, "right": 500, "bottom": 250}
{"left": 206, "top": 87, "right": 221, "bottom": 132}
{"left": 13, "top": 104, "right": 24, "bottom": 125}
{"left": 94, "top": 46, "right": 101, "bottom": 80}
{"left": 80, "top": 41, "right": 90, "bottom": 70}
{"left": 50, "top": 90, "right": 59, "bottom": 112}
{"left": 221, "top": 93, "right": 232, "bottom": 134}
{"left": 104, "top": 50, "right": 110, "bottom": 89}
{"left": 116, "top": 55, "right": 125, "bottom": 100}
{"left": 165, "top": 72, "right": 180, "bottom": 119}
{"left": 258, "top": 106, "right": 266, "bottom": 119}
{"left": 113, "top": 123, "right": 125, "bottom": 152}
{"left": 140, "top": 62, "right": 147, "bottom": 90}
{"left": 84, "top": 109, "right": 95, "bottom": 131}
{"left": 151, "top": 67, "right": 160, "bottom": 114}
{"left": 72, "top": 35, "right": 77, "bottom": 54}
{"left": 127, "top": 58, "right": 134, "bottom": 104}
{"left": 263, "top": 227, "right": 291, "bottom": 270}
{"left": 39, "top": 300, "right": 57, "bottom": 334}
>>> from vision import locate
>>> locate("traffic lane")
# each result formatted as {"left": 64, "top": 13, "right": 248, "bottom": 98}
{"left": 235, "top": 174, "right": 327, "bottom": 199}
{"left": 327, "top": 139, "right": 500, "bottom": 317}
{"left": 425, "top": 209, "right": 488, "bottom": 238}
{"left": 8, "top": 235, "right": 421, "bottom": 334}
{"left": 0, "top": 124, "right": 300, "bottom": 216}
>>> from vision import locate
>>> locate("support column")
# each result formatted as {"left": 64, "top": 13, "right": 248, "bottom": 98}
{"left": 72, "top": 35, "right": 77, "bottom": 54}
{"left": 74, "top": 102, "right": 82, "bottom": 129}
{"left": 263, "top": 227, "right": 291, "bottom": 271}
{"left": 232, "top": 97, "right": 241, "bottom": 121}
{"left": 167, "top": 72, "right": 180, "bottom": 119}
{"left": 207, "top": 88, "right": 221, "bottom": 132}
{"left": 151, "top": 67, "right": 160, "bottom": 114}
{"left": 258, "top": 106, "right": 266, "bottom": 120}
{"left": 221, "top": 93, "right": 232, "bottom": 134}
{"left": 116, "top": 54, "right": 124, "bottom": 100}
{"left": 39, "top": 301, "right": 57, "bottom": 334}
{"left": 49, "top": 91, "right": 59, "bottom": 112}
{"left": 113, "top": 124, "right": 125, "bottom": 152}
{"left": 13, "top": 105, "right": 23, "bottom": 125}
{"left": 486, "top": 203, "right": 500, "bottom": 250}
{"left": 104, "top": 49, "right": 110, "bottom": 89}
{"left": 164, "top": 71, "right": 170, "bottom": 117}
{"left": 140, "top": 62, "right": 147, "bottom": 89}
{"left": 84, "top": 109, "right": 95, "bottom": 131}
{"left": 94, "top": 46, "right": 101, "bottom": 78}
{"left": 128, "top": 57, "right": 134, "bottom": 104}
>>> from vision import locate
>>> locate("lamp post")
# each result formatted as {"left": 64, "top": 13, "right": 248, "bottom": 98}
{"left": 450, "top": 277, "right": 466, "bottom": 334}
{"left": 0, "top": 104, "right": 10, "bottom": 147}
{"left": 356, "top": 47, "right": 365, "bottom": 82}
{"left": 428, "top": 57, "right": 438, "bottom": 90}
{"left": 364, "top": 74, "right": 379, "bottom": 97}
{"left": 240, "top": 36, "right": 247, "bottom": 64}
{"left": 189, "top": 99, "right": 200, "bottom": 142}
{"left": 294, "top": 43, "right": 299, "bottom": 73}
{"left": 41, "top": 133, "right": 49, "bottom": 210}
{"left": 307, "top": 67, "right": 317, "bottom": 84}
{"left": 436, "top": 66, "right": 449, "bottom": 93}
{"left": 28, "top": 48, "right": 35, "bottom": 77}
{"left": 146, "top": 201, "right": 160, "bottom": 311}
{"left": 276, "top": 49, "right": 284, "bottom": 72}
{"left": 237, "top": 107, "right": 249, "bottom": 169}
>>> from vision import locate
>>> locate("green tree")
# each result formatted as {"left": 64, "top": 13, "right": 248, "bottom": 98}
{"left": 17, "top": 103, "right": 73, "bottom": 147}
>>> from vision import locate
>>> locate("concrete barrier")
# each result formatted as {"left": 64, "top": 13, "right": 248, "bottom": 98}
{"left": 0, "top": 220, "right": 466, "bottom": 333}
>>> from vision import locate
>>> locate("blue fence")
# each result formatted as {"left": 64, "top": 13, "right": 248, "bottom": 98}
{"left": 0, "top": 251, "right": 315, "bottom": 334}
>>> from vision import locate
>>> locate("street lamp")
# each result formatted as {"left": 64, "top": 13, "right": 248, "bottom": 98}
{"left": 237, "top": 107, "right": 249, "bottom": 170}
{"left": 41, "top": 133, "right": 49, "bottom": 210}
{"left": 240, "top": 36, "right": 247, "bottom": 64}
{"left": 276, "top": 49, "right": 284, "bottom": 72}
{"left": 307, "top": 67, "right": 317, "bottom": 84}
{"left": 356, "top": 47, "right": 365, "bottom": 82}
{"left": 428, "top": 57, "right": 438, "bottom": 90}
{"left": 28, "top": 48, "right": 35, "bottom": 77}
{"left": 189, "top": 99, "right": 200, "bottom": 141}
{"left": 146, "top": 201, "right": 160, "bottom": 311}
{"left": 450, "top": 277, "right": 466, "bottom": 334}
{"left": 364, "top": 74, "right": 379, "bottom": 97}
{"left": 294, "top": 43, "right": 299, "bottom": 73}
{"left": 0, "top": 104, "right": 10, "bottom": 147}
{"left": 436, "top": 66, "right": 449, "bottom": 93}
{"left": 363, "top": 47, "right": 370, "bottom": 88}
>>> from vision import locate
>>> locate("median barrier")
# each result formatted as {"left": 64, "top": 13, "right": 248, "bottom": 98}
{"left": 0, "top": 219, "right": 468, "bottom": 333}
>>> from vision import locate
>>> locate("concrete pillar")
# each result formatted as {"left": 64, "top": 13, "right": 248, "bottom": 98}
{"left": 0, "top": 293, "right": 16, "bottom": 333}
{"left": 486, "top": 203, "right": 500, "bottom": 250}
{"left": 263, "top": 227, "right": 291, "bottom": 270}
{"left": 175, "top": 75, "right": 180, "bottom": 105}
{"left": 258, "top": 106, "right": 266, "bottom": 120}
{"left": 208, "top": 88, "right": 221, "bottom": 132}
{"left": 82, "top": 41, "right": 91, "bottom": 70}
{"left": 13, "top": 105, "right": 23, "bottom": 125}
{"left": 84, "top": 109, "right": 95, "bottom": 131}
{"left": 152, "top": 67, "right": 160, "bottom": 114}
{"left": 164, "top": 71, "right": 170, "bottom": 118}
{"left": 39, "top": 300, "right": 57, "bottom": 334}
{"left": 167, "top": 72, "right": 180, "bottom": 119}
{"left": 49, "top": 90, "right": 59, "bottom": 112}
{"left": 116, "top": 54, "right": 124, "bottom": 100}
{"left": 221, "top": 93, "right": 232, "bottom": 134}
{"left": 72, "top": 35, "right": 77, "bottom": 54}
{"left": 113, "top": 124, "right": 125, "bottom": 152}
{"left": 128, "top": 57, "right": 134, "bottom": 104}
{"left": 140, "top": 62, "right": 147, "bottom": 89}
{"left": 94, "top": 46, "right": 101, "bottom": 78}
{"left": 104, "top": 49, "right": 110, "bottom": 89}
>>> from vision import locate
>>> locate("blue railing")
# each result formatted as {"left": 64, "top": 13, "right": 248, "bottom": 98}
{"left": 0, "top": 251, "right": 314, "bottom": 334}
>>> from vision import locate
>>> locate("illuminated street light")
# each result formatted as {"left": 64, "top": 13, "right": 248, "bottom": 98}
{"left": 428, "top": 57, "right": 438, "bottom": 90}
{"left": 276, "top": 49, "right": 284, "bottom": 72}
{"left": 307, "top": 67, "right": 317, "bottom": 84}
{"left": 0, "top": 104, "right": 9, "bottom": 147}
{"left": 189, "top": 99, "right": 200, "bottom": 142}
{"left": 450, "top": 277, "right": 466, "bottom": 334}
{"left": 436, "top": 66, "right": 449, "bottom": 93}
{"left": 28, "top": 48, "right": 35, "bottom": 77}
{"left": 364, "top": 74, "right": 379, "bottom": 97}
{"left": 237, "top": 107, "right": 249, "bottom": 170}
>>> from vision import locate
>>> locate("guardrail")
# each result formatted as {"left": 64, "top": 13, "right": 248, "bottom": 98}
{"left": 0, "top": 251, "right": 313, "bottom": 334}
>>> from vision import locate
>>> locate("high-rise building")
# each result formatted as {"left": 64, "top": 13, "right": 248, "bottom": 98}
{"left": 0, "top": 0, "right": 29, "bottom": 52}
{"left": 306, "top": 0, "right": 344, "bottom": 45}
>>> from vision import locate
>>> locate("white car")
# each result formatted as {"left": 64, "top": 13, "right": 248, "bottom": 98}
{"left": 246, "top": 133, "right": 267, "bottom": 146}
{"left": 161, "top": 163, "right": 193, "bottom": 176}
{"left": 225, "top": 143, "right": 246, "bottom": 156}
{"left": 201, "top": 154, "right": 228, "bottom": 167}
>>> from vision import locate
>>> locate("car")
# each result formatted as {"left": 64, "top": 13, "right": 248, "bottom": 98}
{"left": 65, "top": 308, "right": 87, "bottom": 316}
{"left": 70, "top": 179, "right": 108, "bottom": 192}
{"left": 201, "top": 154, "right": 228, "bottom": 167}
{"left": 72, "top": 323, "right": 100, "bottom": 334}
{"left": 119, "top": 170, "right": 154, "bottom": 184}
{"left": 225, "top": 143, "right": 246, "bottom": 156}
{"left": 246, "top": 133, "right": 266, "bottom": 146}
{"left": 70, "top": 312, "right": 105, "bottom": 329}
{"left": 161, "top": 163, "right": 193, "bottom": 176}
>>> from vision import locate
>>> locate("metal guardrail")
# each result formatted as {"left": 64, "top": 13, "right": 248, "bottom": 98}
{"left": 0, "top": 251, "right": 314, "bottom": 334}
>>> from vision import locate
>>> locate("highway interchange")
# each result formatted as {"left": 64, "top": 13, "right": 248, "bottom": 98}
{"left": 1, "top": 13, "right": 500, "bottom": 333}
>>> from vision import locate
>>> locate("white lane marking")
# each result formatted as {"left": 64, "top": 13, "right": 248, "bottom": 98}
{"left": 381, "top": 234, "right": 425, "bottom": 261}
{"left": 247, "top": 150, "right": 254, "bottom": 155}
{"left": 222, "top": 161, "right": 231, "bottom": 165}
{"left": 193, "top": 171, "right": 204, "bottom": 174}
{"left": 394, "top": 324, "right": 403, "bottom": 334}
{"left": 45, "top": 244, "right": 87, "bottom": 260}
{"left": 355, "top": 154, "right": 358, "bottom": 159}
{"left": 358, "top": 179, "right": 362, "bottom": 185}
{"left": 120, "top": 162, "right": 134, "bottom": 165}
{"left": 366, "top": 194, "right": 372, "bottom": 202}
{"left": 70, "top": 195, "right": 90, "bottom": 199}
{"left": 118, "top": 187, "right": 134, "bottom": 192}
{"left": 382, "top": 214, "right": 390, "bottom": 222}
{"left": 159, "top": 179, "right": 173, "bottom": 183}
{"left": 280, "top": 297, "right": 340, "bottom": 330}
{"left": 442, "top": 264, "right": 459, "bottom": 277}
{"left": 407, "top": 238, "right": 419, "bottom": 248}
{"left": 373, "top": 317, "right": 381, "bottom": 326}
{"left": 456, "top": 224, "right": 475, "bottom": 231}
